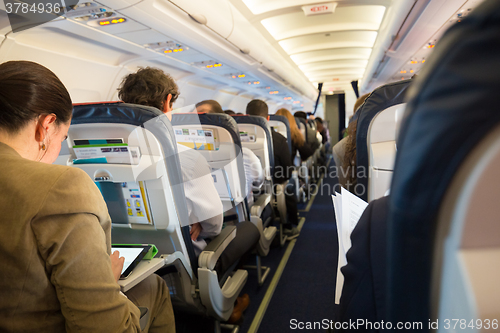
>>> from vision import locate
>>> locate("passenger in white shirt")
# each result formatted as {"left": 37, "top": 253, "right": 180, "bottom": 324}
{"left": 118, "top": 67, "right": 223, "bottom": 255}
{"left": 196, "top": 100, "right": 264, "bottom": 206}
{"left": 242, "top": 147, "right": 264, "bottom": 206}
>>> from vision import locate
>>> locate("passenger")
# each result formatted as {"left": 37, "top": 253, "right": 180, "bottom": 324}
{"left": 224, "top": 110, "right": 236, "bottom": 115}
{"left": 198, "top": 100, "right": 264, "bottom": 206}
{"left": 118, "top": 67, "right": 223, "bottom": 255}
{"left": 276, "top": 108, "right": 316, "bottom": 161}
{"left": 0, "top": 61, "right": 174, "bottom": 332}
{"left": 294, "top": 110, "right": 321, "bottom": 152}
{"left": 195, "top": 99, "right": 223, "bottom": 114}
{"left": 246, "top": 100, "right": 299, "bottom": 239}
{"left": 334, "top": 93, "right": 369, "bottom": 190}
{"left": 294, "top": 111, "right": 307, "bottom": 120}
{"left": 315, "top": 117, "right": 328, "bottom": 144}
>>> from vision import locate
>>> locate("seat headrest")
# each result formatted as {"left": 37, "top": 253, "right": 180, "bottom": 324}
{"left": 387, "top": 0, "right": 500, "bottom": 324}
{"left": 355, "top": 79, "right": 412, "bottom": 201}
{"left": 269, "top": 114, "right": 292, "bottom": 154}
{"left": 232, "top": 114, "right": 275, "bottom": 172}
{"left": 72, "top": 102, "right": 163, "bottom": 126}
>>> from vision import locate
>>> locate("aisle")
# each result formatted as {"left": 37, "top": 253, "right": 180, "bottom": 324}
{"left": 243, "top": 160, "right": 339, "bottom": 332}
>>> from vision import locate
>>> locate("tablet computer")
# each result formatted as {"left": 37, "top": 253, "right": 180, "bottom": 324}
{"left": 111, "top": 244, "right": 152, "bottom": 279}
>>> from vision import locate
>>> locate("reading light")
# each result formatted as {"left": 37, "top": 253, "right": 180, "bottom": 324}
{"left": 99, "top": 17, "right": 125, "bottom": 25}
{"left": 400, "top": 70, "right": 407, "bottom": 74}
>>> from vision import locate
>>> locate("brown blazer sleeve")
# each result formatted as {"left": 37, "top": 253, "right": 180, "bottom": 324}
{"left": 31, "top": 168, "right": 142, "bottom": 333}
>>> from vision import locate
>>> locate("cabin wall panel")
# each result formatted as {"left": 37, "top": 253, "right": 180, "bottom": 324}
{"left": 0, "top": 39, "right": 122, "bottom": 103}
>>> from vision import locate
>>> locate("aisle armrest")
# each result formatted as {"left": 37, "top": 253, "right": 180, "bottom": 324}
{"left": 250, "top": 193, "right": 271, "bottom": 217}
{"left": 198, "top": 226, "right": 236, "bottom": 270}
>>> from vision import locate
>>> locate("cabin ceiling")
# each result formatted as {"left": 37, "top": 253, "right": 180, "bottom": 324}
{"left": 230, "top": 0, "right": 390, "bottom": 94}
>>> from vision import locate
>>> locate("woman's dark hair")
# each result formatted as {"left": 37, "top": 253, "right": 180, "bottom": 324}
{"left": 342, "top": 93, "right": 370, "bottom": 189}
{"left": 118, "top": 67, "right": 180, "bottom": 111}
{"left": 0, "top": 61, "right": 72, "bottom": 133}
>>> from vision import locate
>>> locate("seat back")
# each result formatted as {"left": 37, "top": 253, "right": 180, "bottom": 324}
{"left": 366, "top": 103, "right": 406, "bottom": 201}
{"left": 232, "top": 115, "right": 274, "bottom": 183}
{"left": 387, "top": 0, "right": 500, "bottom": 325}
{"left": 307, "top": 119, "right": 318, "bottom": 144}
{"left": 171, "top": 113, "right": 247, "bottom": 219}
{"left": 433, "top": 124, "right": 500, "bottom": 325}
{"left": 57, "top": 102, "right": 197, "bottom": 279}
{"left": 355, "top": 79, "right": 412, "bottom": 201}
{"left": 269, "top": 115, "right": 292, "bottom": 155}
{"left": 295, "top": 117, "right": 307, "bottom": 141}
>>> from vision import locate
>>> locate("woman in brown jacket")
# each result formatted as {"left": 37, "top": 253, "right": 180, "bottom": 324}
{"left": 0, "top": 61, "right": 174, "bottom": 333}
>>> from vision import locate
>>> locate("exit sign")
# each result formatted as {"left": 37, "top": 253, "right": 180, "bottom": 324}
{"left": 302, "top": 2, "right": 337, "bottom": 16}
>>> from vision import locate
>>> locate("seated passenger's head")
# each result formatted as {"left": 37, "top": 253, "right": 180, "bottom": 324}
{"left": 315, "top": 117, "right": 324, "bottom": 131}
{"left": 276, "top": 108, "right": 305, "bottom": 147}
{"left": 294, "top": 111, "right": 307, "bottom": 120}
{"left": 196, "top": 100, "right": 223, "bottom": 114}
{"left": 224, "top": 110, "right": 235, "bottom": 115}
{"left": 354, "top": 93, "right": 370, "bottom": 114}
{"left": 118, "top": 67, "right": 180, "bottom": 113}
{"left": 0, "top": 61, "right": 72, "bottom": 164}
{"left": 246, "top": 99, "right": 268, "bottom": 118}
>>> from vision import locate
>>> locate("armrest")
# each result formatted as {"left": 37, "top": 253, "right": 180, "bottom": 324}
{"left": 198, "top": 226, "right": 236, "bottom": 270}
{"left": 250, "top": 193, "right": 272, "bottom": 217}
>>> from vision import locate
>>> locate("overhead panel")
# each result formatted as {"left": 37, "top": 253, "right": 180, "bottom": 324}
{"left": 261, "top": 5, "right": 385, "bottom": 41}
{"left": 242, "top": 0, "right": 333, "bottom": 15}
{"left": 279, "top": 30, "right": 378, "bottom": 55}
{"left": 235, "top": 0, "right": 390, "bottom": 95}
{"left": 299, "top": 59, "right": 368, "bottom": 72}
{"left": 290, "top": 48, "right": 372, "bottom": 65}
{"left": 168, "top": 0, "right": 234, "bottom": 38}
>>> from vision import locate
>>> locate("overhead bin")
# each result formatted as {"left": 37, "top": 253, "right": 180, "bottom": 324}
{"left": 95, "top": 0, "right": 142, "bottom": 11}
{"left": 168, "top": 0, "right": 234, "bottom": 38}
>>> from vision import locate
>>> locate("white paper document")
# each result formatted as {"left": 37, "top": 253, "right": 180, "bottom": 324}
{"left": 332, "top": 187, "right": 368, "bottom": 304}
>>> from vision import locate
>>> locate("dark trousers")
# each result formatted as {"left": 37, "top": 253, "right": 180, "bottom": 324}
{"left": 285, "top": 181, "right": 298, "bottom": 226}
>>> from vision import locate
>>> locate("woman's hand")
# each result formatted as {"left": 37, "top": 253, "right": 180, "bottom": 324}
{"left": 110, "top": 250, "right": 125, "bottom": 282}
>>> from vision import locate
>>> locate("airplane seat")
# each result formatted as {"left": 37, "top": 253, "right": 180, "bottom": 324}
{"left": 269, "top": 115, "right": 304, "bottom": 202}
{"left": 268, "top": 115, "right": 292, "bottom": 155}
{"left": 232, "top": 115, "right": 288, "bottom": 246}
{"left": 366, "top": 103, "right": 406, "bottom": 201}
{"left": 170, "top": 112, "right": 273, "bottom": 284}
{"left": 306, "top": 118, "right": 323, "bottom": 179}
{"left": 58, "top": 102, "right": 250, "bottom": 323}
{"left": 355, "top": 79, "right": 412, "bottom": 202}
{"left": 294, "top": 117, "right": 312, "bottom": 192}
{"left": 434, "top": 124, "right": 500, "bottom": 328}
{"left": 387, "top": 0, "right": 500, "bottom": 326}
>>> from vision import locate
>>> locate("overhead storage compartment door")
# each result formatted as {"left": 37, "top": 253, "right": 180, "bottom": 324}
{"left": 168, "top": 0, "right": 234, "bottom": 38}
